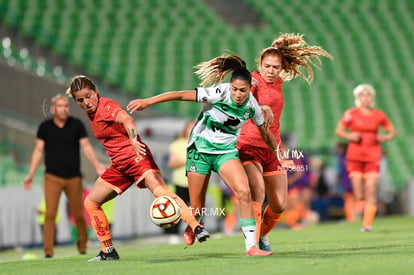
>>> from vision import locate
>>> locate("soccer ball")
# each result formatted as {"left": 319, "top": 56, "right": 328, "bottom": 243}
{"left": 150, "top": 196, "right": 181, "bottom": 228}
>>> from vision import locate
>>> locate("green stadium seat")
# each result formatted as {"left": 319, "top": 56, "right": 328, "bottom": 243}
{"left": 1, "top": 0, "right": 413, "bottom": 186}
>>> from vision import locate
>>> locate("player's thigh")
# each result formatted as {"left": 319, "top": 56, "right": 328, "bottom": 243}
{"left": 219, "top": 159, "right": 250, "bottom": 197}
{"left": 87, "top": 177, "right": 118, "bottom": 205}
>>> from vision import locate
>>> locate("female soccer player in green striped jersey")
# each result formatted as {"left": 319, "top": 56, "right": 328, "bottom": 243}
{"left": 128, "top": 54, "right": 292, "bottom": 256}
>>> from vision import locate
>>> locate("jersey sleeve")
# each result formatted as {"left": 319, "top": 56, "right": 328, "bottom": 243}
{"left": 77, "top": 119, "right": 88, "bottom": 139}
{"left": 195, "top": 83, "right": 227, "bottom": 104}
{"left": 250, "top": 95, "right": 265, "bottom": 127}
{"left": 339, "top": 109, "right": 352, "bottom": 128}
{"left": 100, "top": 99, "right": 124, "bottom": 123}
{"left": 36, "top": 121, "right": 47, "bottom": 140}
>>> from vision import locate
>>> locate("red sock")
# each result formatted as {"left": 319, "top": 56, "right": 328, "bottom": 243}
{"left": 251, "top": 201, "right": 262, "bottom": 243}
{"left": 260, "top": 206, "right": 282, "bottom": 236}
{"left": 362, "top": 204, "right": 377, "bottom": 228}
{"left": 84, "top": 197, "right": 113, "bottom": 253}
{"left": 152, "top": 184, "right": 199, "bottom": 230}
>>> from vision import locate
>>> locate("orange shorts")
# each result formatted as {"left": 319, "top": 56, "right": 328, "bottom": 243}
{"left": 238, "top": 143, "right": 286, "bottom": 176}
{"left": 346, "top": 159, "right": 380, "bottom": 179}
{"left": 100, "top": 151, "right": 160, "bottom": 194}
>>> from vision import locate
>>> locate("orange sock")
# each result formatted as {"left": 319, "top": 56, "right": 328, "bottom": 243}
{"left": 362, "top": 204, "right": 377, "bottom": 228}
{"left": 251, "top": 201, "right": 262, "bottom": 243}
{"left": 152, "top": 184, "right": 199, "bottom": 230}
{"left": 224, "top": 213, "right": 237, "bottom": 234}
{"left": 295, "top": 201, "right": 305, "bottom": 220}
{"left": 343, "top": 192, "right": 355, "bottom": 223}
{"left": 356, "top": 200, "right": 365, "bottom": 215}
{"left": 84, "top": 197, "right": 113, "bottom": 253}
{"left": 260, "top": 206, "right": 282, "bottom": 236}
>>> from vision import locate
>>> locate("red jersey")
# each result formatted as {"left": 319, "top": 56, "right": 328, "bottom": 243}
{"left": 339, "top": 107, "right": 393, "bottom": 162}
{"left": 87, "top": 97, "right": 140, "bottom": 165}
{"left": 238, "top": 71, "right": 284, "bottom": 148}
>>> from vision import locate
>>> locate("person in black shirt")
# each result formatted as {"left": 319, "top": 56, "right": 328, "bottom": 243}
{"left": 23, "top": 94, "right": 106, "bottom": 258}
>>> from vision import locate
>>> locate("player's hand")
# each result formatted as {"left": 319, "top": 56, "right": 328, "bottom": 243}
{"left": 377, "top": 134, "right": 388, "bottom": 143}
{"left": 348, "top": 132, "right": 360, "bottom": 142}
{"left": 261, "top": 104, "right": 273, "bottom": 130}
{"left": 127, "top": 99, "right": 150, "bottom": 114}
{"left": 131, "top": 138, "right": 147, "bottom": 160}
{"left": 23, "top": 176, "right": 33, "bottom": 190}
{"left": 280, "top": 159, "right": 296, "bottom": 170}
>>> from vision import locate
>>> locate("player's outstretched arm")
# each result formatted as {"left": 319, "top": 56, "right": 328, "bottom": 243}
{"left": 127, "top": 91, "right": 196, "bottom": 114}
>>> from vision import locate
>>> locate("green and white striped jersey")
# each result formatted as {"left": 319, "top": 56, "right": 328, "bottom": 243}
{"left": 188, "top": 83, "right": 264, "bottom": 154}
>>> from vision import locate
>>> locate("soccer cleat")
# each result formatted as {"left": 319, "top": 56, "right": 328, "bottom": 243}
{"left": 360, "top": 226, "right": 372, "bottom": 233}
{"left": 88, "top": 248, "right": 120, "bottom": 261}
{"left": 45, "top": 254, "right": 53, "bottom": 258}
{"left": 259, "top": 238, "right": 272, "bottom": 252}
{"left": 184, "top": 225, "right": 196, "bottom": 245}
{"left": 195, "top": 226, "right": 210, "bottom": 243}
{"left": 246, "top": 246, "right": 273, "bottom": 256}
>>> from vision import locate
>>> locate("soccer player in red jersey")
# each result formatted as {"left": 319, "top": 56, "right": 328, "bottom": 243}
{"left": 65, "top": 75, "right": 209, "bottom": 261}
{"left": 237, "top": 33, "right": 332, "bottom": 251}
{"left": 335, "top": 84, "right": 396, "bottom": 232}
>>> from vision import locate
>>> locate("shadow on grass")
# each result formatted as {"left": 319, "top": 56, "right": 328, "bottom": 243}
{"left": 145, "top": 252, "right": 242, "bottom": 263}
{"left": 276, "top": 242, "right": 414, "bottom": 259}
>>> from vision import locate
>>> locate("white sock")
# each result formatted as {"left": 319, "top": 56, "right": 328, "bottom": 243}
{"left": 240, "top": 218, "right": 256, "bottom": 251}
{"left": 260, "top": 234, "right": 270, "bottom": 246}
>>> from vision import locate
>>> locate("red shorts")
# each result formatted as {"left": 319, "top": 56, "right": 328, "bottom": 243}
{"left": 100, "top": 150, "right": 160, "bottom": 194}
{"left": 346, "top": 159, "right": 380, "bottom": 179}
{"left": 238, "top": 143, "right": 286, "bottom": 176}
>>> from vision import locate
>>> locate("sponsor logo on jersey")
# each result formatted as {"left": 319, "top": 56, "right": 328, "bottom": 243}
{"left": 243, "top": 109, "right": 251, "bottom": 120}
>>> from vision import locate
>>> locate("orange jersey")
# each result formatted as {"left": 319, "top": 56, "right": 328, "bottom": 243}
{"left": 238, "top": 71, "right": 284, "bottom": 148}
{"left": 87, "top": 97, "right": 141, "bottom": 164}
{"left": 339, "top": 107, "right": 393, "bottom": 162}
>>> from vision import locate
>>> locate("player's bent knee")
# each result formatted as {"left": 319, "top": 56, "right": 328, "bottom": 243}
{"left": 84, "top": 197, "right": 101, "bottom": 212}
{"left": 234, "top": 188, "right": 252, "bottom": 204}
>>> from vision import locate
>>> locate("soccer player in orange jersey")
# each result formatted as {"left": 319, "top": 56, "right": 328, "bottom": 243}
{"left": 237, "top": 33, "right": 332, "bottom": 251}
{"left": 335, "top": 84, "right": 396, "bottom": 232}
{"left": 65, "top": 76, "right": 209, "bottom": 261}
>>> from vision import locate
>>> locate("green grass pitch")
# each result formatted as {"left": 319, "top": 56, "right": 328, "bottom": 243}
{"left": 1, "top": 216, "right": 413, "bottom": 275}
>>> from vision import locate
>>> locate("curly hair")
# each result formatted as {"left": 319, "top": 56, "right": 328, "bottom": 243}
{"left": 258, "top": 33, "right": 333, "bottom": 84}
{"left": 194, "top": 53, "right": 251, "bottom": 87}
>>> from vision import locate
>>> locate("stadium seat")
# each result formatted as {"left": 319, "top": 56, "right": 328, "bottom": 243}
{"left": 1, "top": 0, "right": 413, "bottom": 188}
